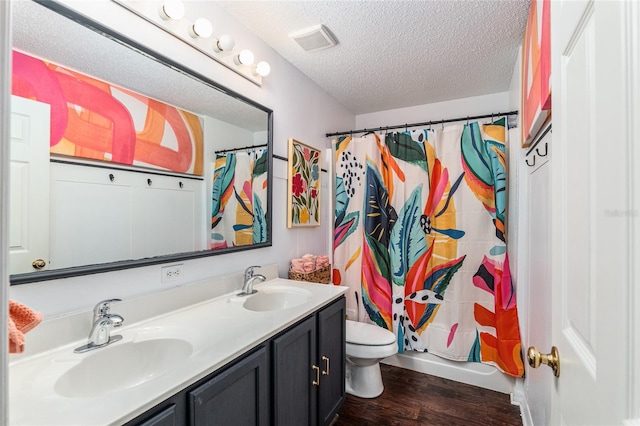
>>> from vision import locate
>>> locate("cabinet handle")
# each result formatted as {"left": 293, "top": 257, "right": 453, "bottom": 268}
{"left": 322, "top": 356, "right": 330, "bottom": 376}
{"left": 312, "top": 365, "right": 320, "bottom": 386}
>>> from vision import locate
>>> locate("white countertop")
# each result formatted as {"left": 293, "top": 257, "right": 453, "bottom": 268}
{"left": 8, "top": 277, "right": 347, "bottom": 426}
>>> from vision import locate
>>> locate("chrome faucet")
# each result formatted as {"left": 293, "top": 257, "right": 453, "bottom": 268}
{"left": 238, "top": 265, "right": 266, "bottom": 296}
{"left": 74, "top": 299, "right": 124, "bottom": 353}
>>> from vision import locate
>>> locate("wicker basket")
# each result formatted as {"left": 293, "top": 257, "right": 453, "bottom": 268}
{"left": 288, "top": 264, "right": 331, "bottom": 284}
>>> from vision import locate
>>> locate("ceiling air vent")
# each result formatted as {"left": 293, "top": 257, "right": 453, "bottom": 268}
{"left": 289, "top": 24, "right": 338, "bottom": 52}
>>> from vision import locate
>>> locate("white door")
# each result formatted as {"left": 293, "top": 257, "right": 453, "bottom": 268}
{"left": 9, "top": 95, "right": 50, "bottom": 274}
{"left": 546, "top": 1, "right": 635, "bottom": 424}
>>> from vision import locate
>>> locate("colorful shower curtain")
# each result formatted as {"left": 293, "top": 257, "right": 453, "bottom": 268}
{"left": 332, "top": 118, "right": 524, "bottom": 377}
{"left": 211, "top": 148, "right": 268, "bottom": 249}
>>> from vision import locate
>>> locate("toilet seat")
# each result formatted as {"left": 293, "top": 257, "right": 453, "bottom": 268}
{"left": 346, "top": 320, "right": 396, "bottom": 345}
{"left": 346, "top": 341, "right": 397, "bottom": 359}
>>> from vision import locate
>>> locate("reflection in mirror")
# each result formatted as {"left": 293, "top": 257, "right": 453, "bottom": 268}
{"left": 9, "top": 1, "right": 272, "bottom": 284}
{"left": 211, "top": 147, "right": 269, "bottom": 249}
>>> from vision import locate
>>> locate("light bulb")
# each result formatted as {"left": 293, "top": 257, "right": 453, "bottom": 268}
{"left": 253, "top": 61, "right": 271, "bottom": 77}
{"left": 189, "top": 18, "right": 213, "bottom": 38}
{"left": 234, "top": 49, "right": 254, "bottom": 66}
{"left": 159, "top": 0, "right": 185, "bottom": 20}
{"left": 214, "top": 34, "right": 235, "bottom": 52}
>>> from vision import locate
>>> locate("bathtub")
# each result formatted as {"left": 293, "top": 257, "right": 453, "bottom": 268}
{"left": 382, "top": 352, "right": 516, "bottom": 394}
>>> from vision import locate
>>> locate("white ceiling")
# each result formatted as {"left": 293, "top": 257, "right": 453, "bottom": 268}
{"left": 218, "top": 0, "right": 531, "bottom": 115}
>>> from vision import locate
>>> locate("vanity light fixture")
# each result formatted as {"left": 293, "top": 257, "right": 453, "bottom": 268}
{"left": 158, "top": 0, "right": 185, "bottom": 20}
{"left": 116, "top": 0, "right": 268, "bottom": 85}
{"left": 213, "top": 34, "right": 235, "bottom": 52}
{"left": 189, "top": 18, "right": 213, "bottom": 39}
{"left": 234, "top": 49, "right": 254, "bottom": 66}
{"left": 253, "top": 61, "right": 271, "bottom": 77}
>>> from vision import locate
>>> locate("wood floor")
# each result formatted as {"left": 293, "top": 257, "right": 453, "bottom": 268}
{"left": 334, "top": 364, "right": 522, "bottom": 426}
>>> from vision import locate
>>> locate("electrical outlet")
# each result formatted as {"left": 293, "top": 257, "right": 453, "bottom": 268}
{"left": 161, "top": 264, "right": 184, "bottom": 283}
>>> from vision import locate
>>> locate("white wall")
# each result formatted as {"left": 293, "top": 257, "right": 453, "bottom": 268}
{"left": 8, "top": 1, "right": 354, "bottom": 319}
{"left": 506, "top": 47, "right": 530, "bottom": 416}
{"left": 356, "top": 91, "right": 510, "bottom": 130}
{"left": 1, "top": 2, "right": 11, "bottom": 424}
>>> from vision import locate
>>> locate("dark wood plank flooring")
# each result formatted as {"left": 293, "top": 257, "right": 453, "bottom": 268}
{"left": 334, "top": 364, "right": 522, "bottom": 426}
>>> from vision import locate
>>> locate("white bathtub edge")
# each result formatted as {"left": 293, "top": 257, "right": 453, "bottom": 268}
{"left": 381, "top": 352, "right": 516, "bottom": 394}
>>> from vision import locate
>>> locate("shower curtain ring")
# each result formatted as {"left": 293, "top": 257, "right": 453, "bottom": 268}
{"left": 441, "top": 120, "right": 444, "bottom": 130}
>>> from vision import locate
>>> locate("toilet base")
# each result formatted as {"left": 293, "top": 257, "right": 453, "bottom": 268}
{"left": 345, "top": 361, "right": 384, "bottom": 398}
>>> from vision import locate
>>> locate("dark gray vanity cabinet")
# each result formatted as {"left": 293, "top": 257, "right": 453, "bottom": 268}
{"left": 126, "top": 297, "right": 345, "bottom": 426}
{"left": 272, "top": 316, "right": 317, "bottom": 425}
{"left": 272, "top": 297, "right": 346, "bottom": 426}
{"left": 135, "top": 404, "right": 178, "bottom": 426}
{"left": 189, "top": 346, "right": 270, "bottom": 425}
{"left": 124, "top": 346, "right": 269, "bottom": 426}
{"left": 317, "top": 298, "right": 346, "bottom": 425}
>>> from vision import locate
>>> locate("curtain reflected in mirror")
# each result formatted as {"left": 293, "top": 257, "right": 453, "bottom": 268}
{"left": 211, "top": 147, "right": 268, "bottom": 249}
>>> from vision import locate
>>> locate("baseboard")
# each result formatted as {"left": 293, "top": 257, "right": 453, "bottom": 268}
{"left": 511, "top": 385, "right": 532, "bottom": 426}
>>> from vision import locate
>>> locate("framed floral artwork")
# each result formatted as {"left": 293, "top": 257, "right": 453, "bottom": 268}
{"left": 288, "top": 138, "right": 321, "bottom": 228}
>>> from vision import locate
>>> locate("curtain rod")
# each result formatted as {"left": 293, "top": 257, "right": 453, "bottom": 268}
{"left": 274, "top": 153, "right": 327, "bottom": 173}
{"left": 216, "top": 143, "right": 268, "bottom": 154}
{"left": 325, "top": 110, "right": 519, "bottom": 138}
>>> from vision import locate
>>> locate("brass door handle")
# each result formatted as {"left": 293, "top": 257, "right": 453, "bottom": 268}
{"left": 312, "top": 365, "right": 320, "bottom": 386}
{"left": 322, "top": 356, "right": 330, "bottom": 376}
{"left": 32, "top": 259, "right": 46, "bottom": 270}
{"left": 527, "top": 346, "right": 560, "bottom": 377}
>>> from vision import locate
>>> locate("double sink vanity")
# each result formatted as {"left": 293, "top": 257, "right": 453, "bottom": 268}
{"left": 9, "top": 266, "right": 347, "bottom": 425}
{"left": 8, "top": 3, "right": 344, "bottom": 424}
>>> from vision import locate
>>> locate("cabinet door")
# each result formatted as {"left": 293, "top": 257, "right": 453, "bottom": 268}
{"left": 136, "top": 404, "right": 178, "bottom": 426}
{"left": 317, "top": 298, "right": 346, "bottom": 426}
{"left": 189, "top": 346, "right": 269, "bottom": 426}
{"left": 272, "top": 316, "right": 317, "bottom": 426}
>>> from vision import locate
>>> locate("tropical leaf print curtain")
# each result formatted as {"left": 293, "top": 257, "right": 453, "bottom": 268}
{"left": 333, "top": 118, "right": 524, "bottom": 377}
{"left": 211, "top": 148, "right": 268, "bottom": 249}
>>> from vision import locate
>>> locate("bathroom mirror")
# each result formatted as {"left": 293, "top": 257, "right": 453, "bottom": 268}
{"left": 9, "top": 0, "right": 273, "bottom": 284}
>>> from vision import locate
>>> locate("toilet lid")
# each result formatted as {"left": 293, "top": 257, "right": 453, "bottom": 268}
{"left": 346, "top": 320, "right": 396, "bottom": 346}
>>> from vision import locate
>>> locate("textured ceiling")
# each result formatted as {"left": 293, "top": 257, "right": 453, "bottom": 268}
{"left": 218, "top": 0, "right": 531, "bottom": 115}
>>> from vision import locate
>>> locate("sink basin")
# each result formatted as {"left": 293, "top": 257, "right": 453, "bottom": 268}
{"left": 243, "top": 286, "right": 313, "bottom": 312}
{"left": 55, "top": 337, "right": 192, "bottom": 398}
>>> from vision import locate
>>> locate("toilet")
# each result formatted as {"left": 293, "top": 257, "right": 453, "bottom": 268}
{"left": 345, "top": 319, "right": 397, "bottom": 398}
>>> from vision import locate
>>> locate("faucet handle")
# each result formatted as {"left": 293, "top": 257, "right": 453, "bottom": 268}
{"left": 244, "top": 265, "right": 260, "bottom": 278}
{"left": 93, "top": 298, "right": 122, "bottom": 320}
{"left": 108, "top": 314, "right": 124, "bottom": 328}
